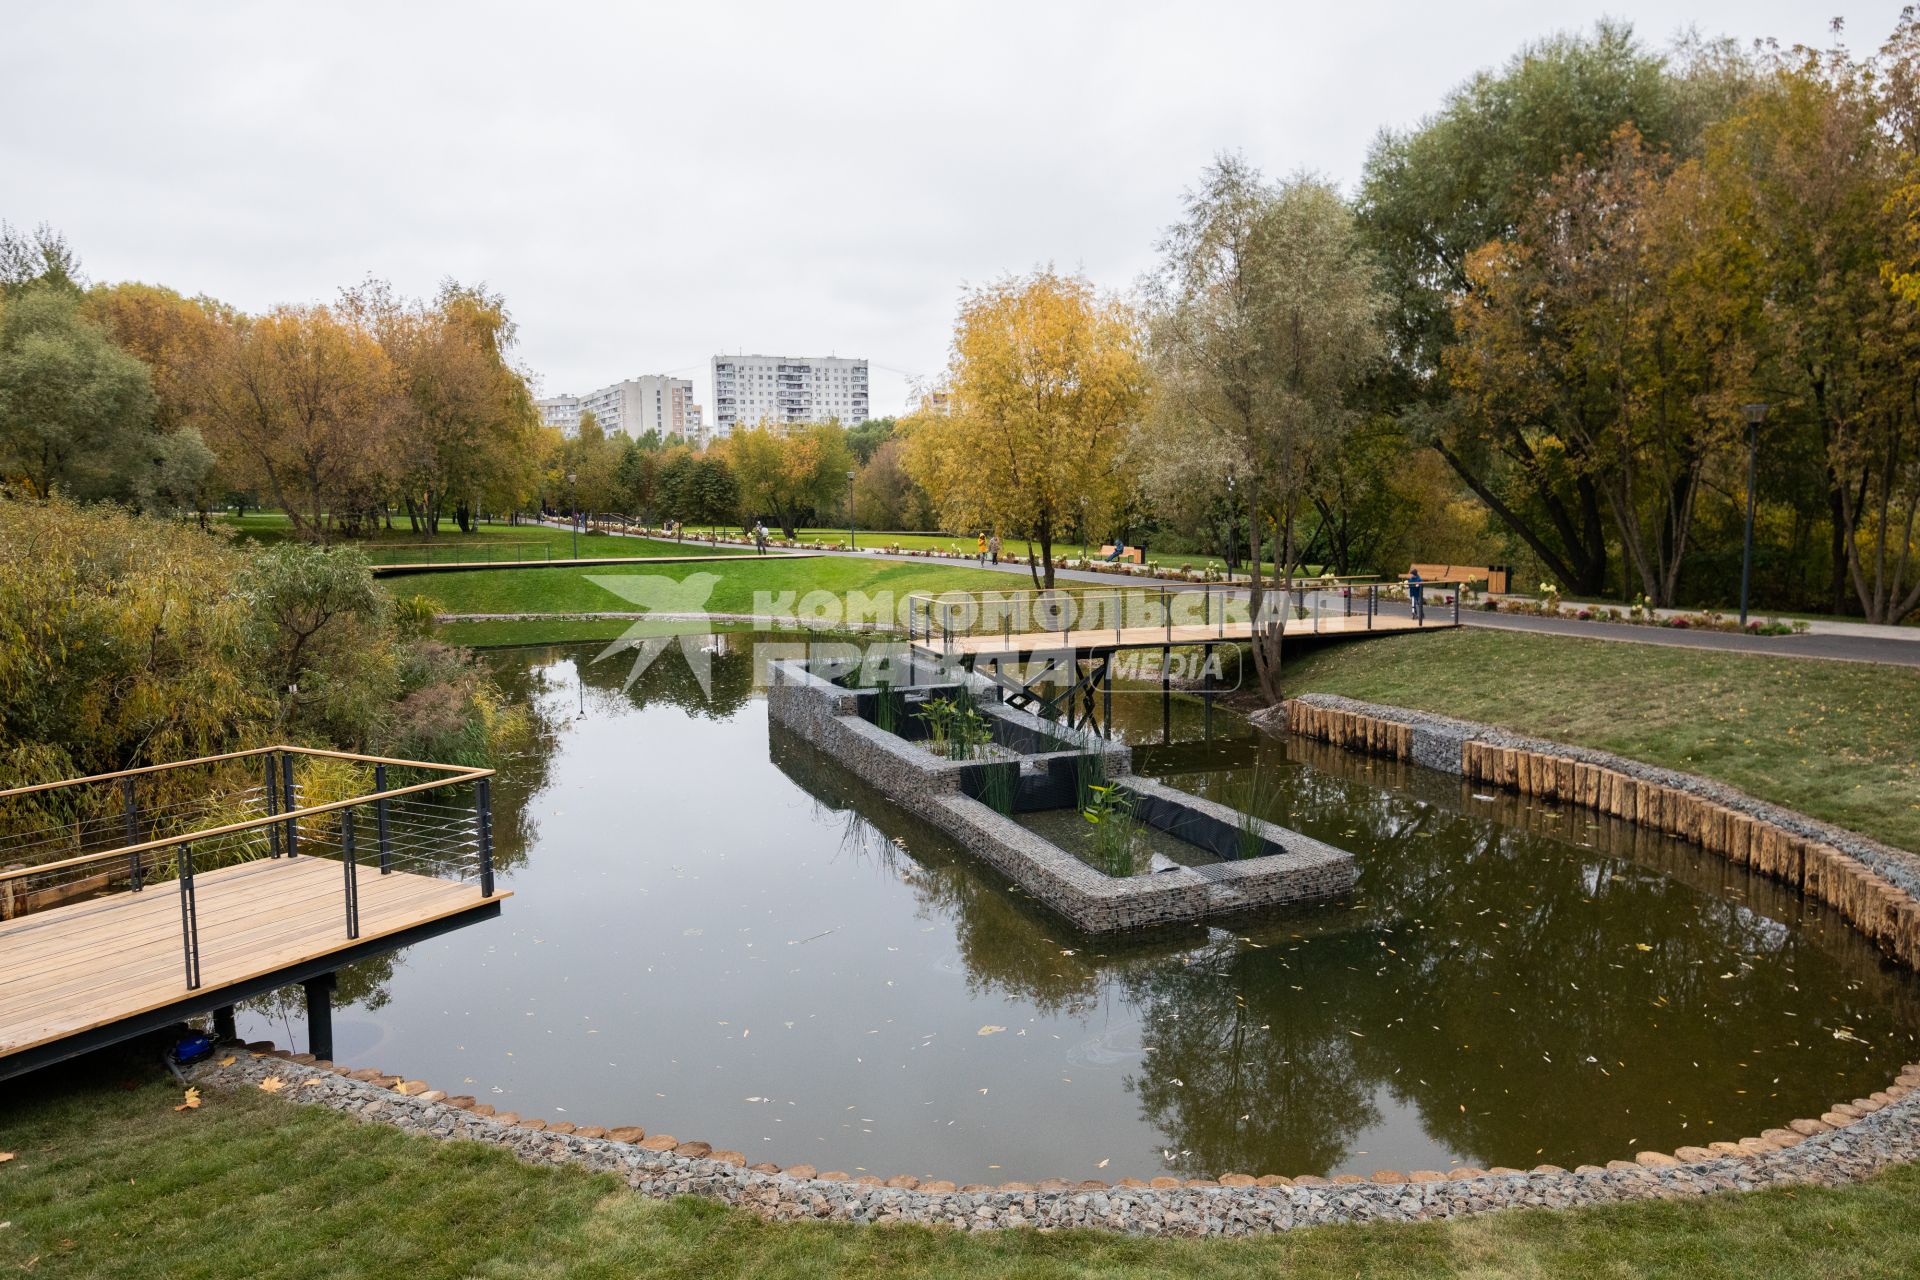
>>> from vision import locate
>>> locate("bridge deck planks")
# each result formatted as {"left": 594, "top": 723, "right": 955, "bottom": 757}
{"left": 914, "top": 612, "right": 1451, "bottom": 659}
{"left": 0, "top": 857, "right": 505, "bottom": 1059}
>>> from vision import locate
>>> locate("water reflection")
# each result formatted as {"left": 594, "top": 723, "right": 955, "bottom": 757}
{"left": 232, "top": 639, "right": 1920, "bottom": 1183}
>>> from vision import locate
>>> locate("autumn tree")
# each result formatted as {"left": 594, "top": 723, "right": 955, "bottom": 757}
{"left": 197, "top": 304, "right": 392, "bottom": 542}
{"left": 1448, "top": 127, "right": 1756, "bottom": 605}
{"left": 1145, "top": 158, "right": 1386, "bottom": 703}
{"left": 853, "top": 436, "right": 934, "bottom": 530}
{"left": 906, "top": 271, "right": 1144, "bottom": 588}
{"left": 342, "top": 279, "right": 540, "bottom": 535}
{"left": 722, "top": 420, "right": 854, "bottom": 538}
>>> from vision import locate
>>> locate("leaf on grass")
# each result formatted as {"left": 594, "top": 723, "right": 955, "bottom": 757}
{"left": 977, "top": 1025, "right": 1005, "bottom": 1036}
{"left": 174, "top": 1088, "right": 201, "bottom": 1112}
{"left": 0, "top": 1152, "right": 15, "bottom": 1164}
{"left": 259, "top": 1076, "right": 286, "bottom": 1094}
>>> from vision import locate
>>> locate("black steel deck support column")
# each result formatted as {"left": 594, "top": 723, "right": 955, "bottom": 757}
{"left": 212, "top": 1004, "right": 237, "bottom": 1042}
{"left": 304, "top": 973, "right": 336, "bottom": 1062}
{"left": 1203, "top": 643, "right": 1214, "bottom": 740}
{"left": 1102, "top": 656, "right": 1113, "bottom": 738}
{"left": 374, "top": 764, "right": 391, "bottom": 873}
{"left": 1161, "top": 645, "right": 1171, "bottom": 743}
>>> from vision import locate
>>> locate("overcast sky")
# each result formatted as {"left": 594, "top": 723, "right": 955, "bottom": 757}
{"left": 2, "top": 2, "right": 1899, "bottom": 418}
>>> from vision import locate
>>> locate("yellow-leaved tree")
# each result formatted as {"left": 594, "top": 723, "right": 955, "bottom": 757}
{"left": 906, "top": 270, "right": 1145, "bottom": 588}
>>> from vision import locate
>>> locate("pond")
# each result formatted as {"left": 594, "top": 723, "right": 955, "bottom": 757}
{"left": 233, "top": 636, "right": 1920, "bottom": 1184}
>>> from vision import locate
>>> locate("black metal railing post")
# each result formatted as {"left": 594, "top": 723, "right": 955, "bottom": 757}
{"left": 265, "top": 752, "right": 281, "bottom": 857}
{"left": 282, "top": 755, "right": 299, "bottom": 856}
{"left": 1368, "top": 585, "right": 1376, "bottom": 630}
{"left": 476, "top": 778, "right": 494, "bottom": 897}
{"left": 342, "top": 809, "right": 360, "bottom": 939}
{"left": 178, "top": 842, "right": 201, "bottom": 990}
{"left": 1454, "top": 586, "right": 1462, "bottom": 625}
{"left": 122, "top": 776, "right": 142, "bottom": 891}
{"left": 374, "top": 763, "right": 392, "bottom": 874}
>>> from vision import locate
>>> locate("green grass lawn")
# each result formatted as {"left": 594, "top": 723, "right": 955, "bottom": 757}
{"left": 1284, "top": 628, "right": 1920, "bottom": 851}
{"left": 406, "top": 556, "right": 1075, "bottom": 619}
{"left": 219, "top": 512, "right": 753, "bottom": 563}
{"left": 4, "top": 1061, "right": 1919, "bottom": 1279}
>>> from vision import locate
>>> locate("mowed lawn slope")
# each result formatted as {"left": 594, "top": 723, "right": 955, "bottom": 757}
{"left": 4, "top": 1064, "right": 1920, "bottom": 1280}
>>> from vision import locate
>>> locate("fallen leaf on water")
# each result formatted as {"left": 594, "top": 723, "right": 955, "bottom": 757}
{"left": 1096, "top": 1158, "right": 1109, "bottom": 1169}
{"left": 259, "top": 1077, "right": 286, "bottom": 1094}
{"left": 175, "top": 1088, "right": 201, "bottom": 1112}
{"left": 977, "top": 1026, "right": 1005, "bottom": 1037}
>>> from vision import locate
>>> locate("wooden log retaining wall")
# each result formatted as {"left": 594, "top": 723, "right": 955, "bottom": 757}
{"left": 1286, "top": 703, "right": 1920, "bottom": 972}
{"left": 1284, "top": 703, "right": 1414, "bottom": 763}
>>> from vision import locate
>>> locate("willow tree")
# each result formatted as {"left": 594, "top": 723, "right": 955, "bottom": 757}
{"left": 906, "top": 270, "right": 1144, "bottom": 589}
{"left": 1145, "top": 157, "right": 1386, "bottom": 704}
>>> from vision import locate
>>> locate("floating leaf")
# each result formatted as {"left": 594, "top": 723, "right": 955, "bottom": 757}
{"left": 1096, "top": 1157, "right": 1109, "bottom": 1168}
{"left": 977, "top": 1025, "right": 1005, "bottom": 1037}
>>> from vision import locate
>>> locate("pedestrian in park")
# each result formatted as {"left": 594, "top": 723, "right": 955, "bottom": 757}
{"left": 977, "top": 532, "right": 988, "bottom": 566}
{"left": 1407, "top": 566, "right": 1424, "bottom": 622}
{"left": 989, "top": 532, "right": 1002, "bottom": 566}
{"left": 754, "top": 521, "right": 768, "bottom": 555}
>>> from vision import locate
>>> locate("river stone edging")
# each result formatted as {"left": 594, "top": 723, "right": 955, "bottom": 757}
{"left": 193, "top": 1049, "right": 1920, "bottom": 1236}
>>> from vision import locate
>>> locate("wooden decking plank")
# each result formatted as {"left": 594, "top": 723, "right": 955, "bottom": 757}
{"left": 0, "top": 854, "right": 505, "bottom": 1058}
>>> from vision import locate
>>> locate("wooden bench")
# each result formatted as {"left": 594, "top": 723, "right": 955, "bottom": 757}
{"left": 1409, "top": 563, "right": 1508, "bottom": 594}
{"left": 1100, "top": 545, "right": 1144, "bottom": 564}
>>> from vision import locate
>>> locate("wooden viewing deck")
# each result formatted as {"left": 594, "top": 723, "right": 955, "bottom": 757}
{"left": 0, "top": 745, "right": 508, "bottom": 1080}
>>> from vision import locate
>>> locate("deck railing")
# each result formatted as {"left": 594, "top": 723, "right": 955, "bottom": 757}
{"left": 361, "top": 541, "right": 553, "bottom": 567}
{"left": 0, "top": 746, "right": 496, "bottom": 991}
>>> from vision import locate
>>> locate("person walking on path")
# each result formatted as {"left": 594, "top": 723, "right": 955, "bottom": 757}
{"left": 977, "top": 533, "right": 988, "bottom": 566}
{"left": 988, "top": 532, "right": 1002, "bottom": 566}
{"left": 754, "top": 521, "right": 768, "bottom": 555}
{"left": 1407, "top": 567, "right": 1425, "bottom": 623}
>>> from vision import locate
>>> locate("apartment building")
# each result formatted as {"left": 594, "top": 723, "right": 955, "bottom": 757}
{"left": 710, "top": 354, "right": 869, "bottom": 435}
{"left": 538, "top": 376, "right": 703, "bottom": 440}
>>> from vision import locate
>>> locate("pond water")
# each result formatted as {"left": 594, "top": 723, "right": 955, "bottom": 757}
{"left": 235, "top": 637, "right": 1920, "bottom": 1183}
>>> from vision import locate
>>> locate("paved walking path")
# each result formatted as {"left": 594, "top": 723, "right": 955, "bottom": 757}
{"left": 529, "top": 522, "right": 1920, "bottom": 667}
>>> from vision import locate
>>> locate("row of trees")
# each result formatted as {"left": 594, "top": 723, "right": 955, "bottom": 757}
{"left": 0, "top": 226, "right": 543, "bottom": 542}
{"left": 898, "top": 16, "right": 1920, "bottom": 628}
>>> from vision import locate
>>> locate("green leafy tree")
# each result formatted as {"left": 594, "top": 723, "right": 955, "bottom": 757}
{"left": 0, "top": 285, "right": 155, "bottom": 499}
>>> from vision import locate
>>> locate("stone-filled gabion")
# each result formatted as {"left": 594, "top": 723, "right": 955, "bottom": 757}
{"left": 193, "top": 1048, "right": 1920, "bottom": 1237}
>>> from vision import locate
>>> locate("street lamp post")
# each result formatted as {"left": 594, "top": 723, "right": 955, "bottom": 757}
{"left": 567, "top": 472, "right": 578, "bottom": 561}
{"left": 1739, "top": 403, "right": 1768, "bottom": 627}
{"left": 846, "top": 469, "right": 857, "bottom": 551}
{"left": 1225, "top": 472, "right": 1236, "bottom": 583}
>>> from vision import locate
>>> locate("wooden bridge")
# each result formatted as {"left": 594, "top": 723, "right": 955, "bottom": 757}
{"left": 0, "top": 746, "right": 509, "bottom": 1080}
{"left": 903, "top": 582, "right": 1463, "bottom": 731}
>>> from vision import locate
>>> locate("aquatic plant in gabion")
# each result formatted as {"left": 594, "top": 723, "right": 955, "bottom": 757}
{"left": 979, "top": 762, "right": 1016, "bottom": 815}
{"left": 872, "top": 676, "right": 897, "bottom": 735}
{"left": 1081, "top": 781, "right": 1143, "bottom": 877}
{"left": 1231, "top": 767, "right": 1283, "bottom": 860}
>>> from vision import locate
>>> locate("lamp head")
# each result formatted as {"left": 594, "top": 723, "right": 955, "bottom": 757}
{"left": 1742, "top": 403, "right": 1769, "bottom": 426}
